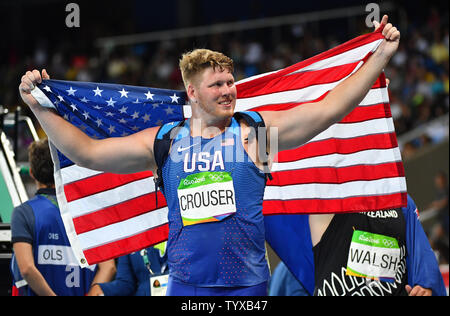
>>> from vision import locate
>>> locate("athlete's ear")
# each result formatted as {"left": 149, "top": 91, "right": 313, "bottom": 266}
{"left": 187, "top": 83, "right": 197, "bottom": 105}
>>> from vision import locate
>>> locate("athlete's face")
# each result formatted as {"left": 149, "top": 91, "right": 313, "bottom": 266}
{"left": 189, "top": 67, "right": 237, "bottom": 122}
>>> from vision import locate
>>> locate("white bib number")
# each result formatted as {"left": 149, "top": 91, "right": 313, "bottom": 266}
{"left": 346, "top": 230, "right": 400, "bottom": 283}
{"left": 177, "top": 171, "right": 236, "bottom": 226}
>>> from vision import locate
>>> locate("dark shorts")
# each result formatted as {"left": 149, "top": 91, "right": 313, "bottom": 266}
{"left": 166, "top": 276, "right": 268, "bottom": 296}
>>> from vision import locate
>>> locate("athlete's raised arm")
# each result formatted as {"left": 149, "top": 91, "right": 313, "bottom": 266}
{"left": 260, "top": 15, "right": 400, "bottom": 154}
{"left": 19, "top": 69, "right": 158, "bottom": 174}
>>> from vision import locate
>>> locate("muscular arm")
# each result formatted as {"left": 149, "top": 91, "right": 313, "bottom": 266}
{"left": 260, "top": 15, "right": 400, "bottom": 154}
{"left": 19, "top": 70, "right": 158, "bottom": 174}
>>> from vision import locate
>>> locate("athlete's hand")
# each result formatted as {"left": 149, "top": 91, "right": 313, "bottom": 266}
{"left": 405, "top": 284, "right": 432, "bottom": 296}
{"left": 373, "top": 15, "right": 400, "bottom": 60}
{"left": 19, "top": 69, "right": 50, "bottom": 109}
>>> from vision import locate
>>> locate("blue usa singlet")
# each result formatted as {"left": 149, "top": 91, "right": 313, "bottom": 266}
{"left": 161, "top": 117, "right": 270, "bottom": 287}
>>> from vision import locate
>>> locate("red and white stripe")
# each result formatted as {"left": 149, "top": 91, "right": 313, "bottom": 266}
{"left": 50, "top": 156, "right": 169, "bottom": 265}
{"left": 51, "top": 29, "right": 406, "bottom": 266}
{"left": 235, "top": 30, "right": 406, "bottom": 215}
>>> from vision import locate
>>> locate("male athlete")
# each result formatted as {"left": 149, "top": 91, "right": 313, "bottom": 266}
{"left": 19, "top": 16, "right": 400, "bottom": 295}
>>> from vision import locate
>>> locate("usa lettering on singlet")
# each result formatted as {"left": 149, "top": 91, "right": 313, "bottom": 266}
{"left": 161, "top": 117, "right": 270, "bottom": 286}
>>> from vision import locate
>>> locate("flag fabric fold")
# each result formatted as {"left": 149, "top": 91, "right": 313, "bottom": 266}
{"left": 32, "top": 81, "right": 186, "bottom": 265}
{"left": 31, "top": 28, "right": 407, "bottom": 267}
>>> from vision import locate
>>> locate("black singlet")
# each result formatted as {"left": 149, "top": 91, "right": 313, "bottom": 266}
{"left": 313, "top": 209, "right": 408, "bottom": 296}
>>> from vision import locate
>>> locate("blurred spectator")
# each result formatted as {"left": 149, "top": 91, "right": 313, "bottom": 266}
{"left": 89, "top": 243, "right": 169, "bottom": 296}
{"left": 10, "top": 138, "right": 116, "bottom": 296}
{"left": 401, "top": 141, "right": 417, "bottom": 159}
{"left": 427, "top": 171, "right": 449, "bottom": 265}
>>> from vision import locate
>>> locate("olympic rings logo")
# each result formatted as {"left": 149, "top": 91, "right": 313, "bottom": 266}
{"left": 382, "top": 239, "right": 396, "bottom": 248}
{"left": 209, "top": 173, "right": 226, "bottom": 182}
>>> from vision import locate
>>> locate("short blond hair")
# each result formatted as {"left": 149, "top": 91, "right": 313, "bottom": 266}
{"left": 179, "top": 49, "right": 234, "bottom": 88}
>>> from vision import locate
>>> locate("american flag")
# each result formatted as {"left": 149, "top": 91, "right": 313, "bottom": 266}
{"left": 237, "top": 30, "right": 407, "bottom": 214}
{"left": 31, "top": 29, "right": 406, "bottom": 267}
{"left": 31, "top": 81, "right": 185, "bottom": 265}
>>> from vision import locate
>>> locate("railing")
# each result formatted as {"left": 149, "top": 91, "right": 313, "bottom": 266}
{"left": 95, "top": 2, "right": 396, "bottom": 48}
{"left": 397, "top": 113, "right": 449, "bottom": 150}
{"left": 0, "top": 107, "right": 39, "bottom": 222}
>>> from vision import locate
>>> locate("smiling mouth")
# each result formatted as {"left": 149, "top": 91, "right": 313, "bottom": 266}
{"left": 218, "top": 99, "right": 233, "bottom": 106}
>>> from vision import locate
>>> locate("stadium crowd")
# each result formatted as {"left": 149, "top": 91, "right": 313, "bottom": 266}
{"left": 1, "top": 6, "right": 448, "bottom": 149}
{"left": 1, "top": 6, "right": 448, "bottom": 148}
